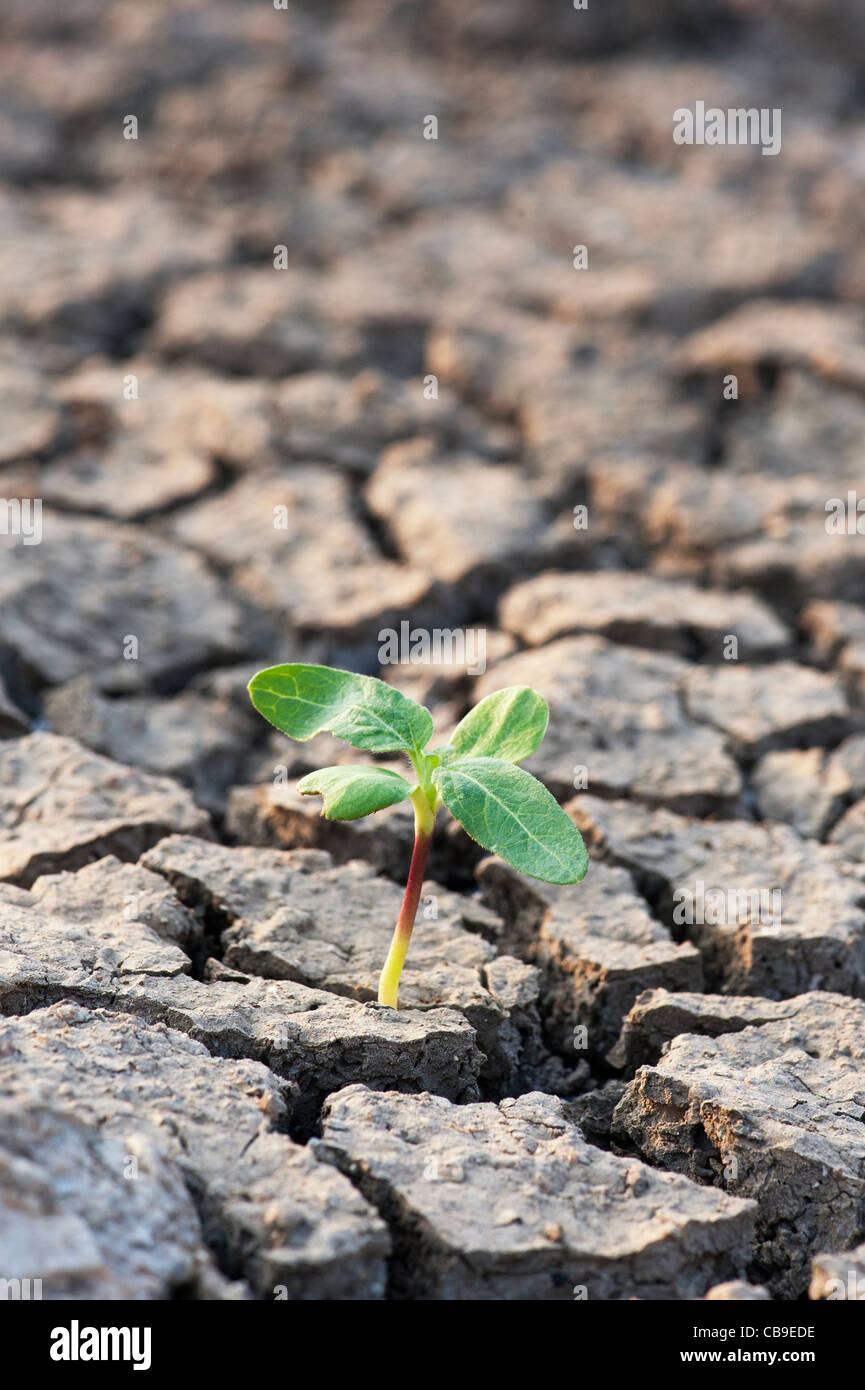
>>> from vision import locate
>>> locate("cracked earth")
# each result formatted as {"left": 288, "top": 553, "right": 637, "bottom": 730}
{"left": 2, "top": 0, "right": 865, "bottom": 1301}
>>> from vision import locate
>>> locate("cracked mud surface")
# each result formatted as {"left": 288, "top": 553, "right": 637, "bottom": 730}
{"left": 2, "top": 0, "right": 865, "bottom": 1301}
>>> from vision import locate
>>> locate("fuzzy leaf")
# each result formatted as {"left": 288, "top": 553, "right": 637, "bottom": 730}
{"left": 434, "top": 756, "right": 588, "bottom": 884}
{"left": 296, "top": 765, "right": 413, "bottom": 820}
{"left": 248, "top": 664, "right": 433, "bottom": 755}
{"left": 449, "top": 686, "right": 548, "bottom": 763}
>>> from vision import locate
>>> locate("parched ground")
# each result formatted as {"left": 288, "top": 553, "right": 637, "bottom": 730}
{"left": 1, "top": 0, "right": 865, "bottom": 1301}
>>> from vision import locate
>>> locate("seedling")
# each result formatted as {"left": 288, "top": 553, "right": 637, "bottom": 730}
{"left": 247, "top": 664, "right": 588, "bottom": 1009}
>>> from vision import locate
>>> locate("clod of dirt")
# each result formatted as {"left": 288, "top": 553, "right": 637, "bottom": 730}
{"left": 167, "top": 462, "right": 438, "bottom": 642}
{"left": 141, "top": 835, "right": 543, "bottom": 1092}
{"left": 476, "top": 856, "right": 701, "bottom": 1060}
{"left": 365, "top": 440, "right": 553, "bottom": 600}
{"left": 752, "top": 747, "right": 849, "bottom": 839}
{"left": 0, "top": 733, "right": 212, "bottom": 887}
{"left": 0, "top": 516, "right": 250, "bottom": 691}
{"left": 0, "top": 189, "right": 230, "bottom": 354}
{"left": 676, "top": 300, "right": 865, "bottom": 396}
{"left": 572, "top": 795, "right": 865, "bottom": 997}
{"left": 472, "top": 636, "right": 743, "bottom": 813}
{"left": 0, "top": 1003, "right": 389, "bottom": 1298}
{"left": 0, "top": 1099, "right": 221, "bottom": 1299}
{"left": 44, "top": 676, "right": 257, "bottom": 817}
{"left": 683, "top": 660, "right": 855, "bottom": 758}
{"left": 226, "top": 781, "right": 418, "bottom": 879}
{"left": 316, "top": 1085, "right": 757, "bottom": 1300}
{"left": 0, "top": 885, "right": 484, "bottom": 1129}
{"left": 611, "top": 991, "right": 865, "bottom": 1297}
{"left": 499, "top": 570, "right": 790, "bottom": 660}
{"left": 608, "top": 988, "right": 800, "bottom": 1071}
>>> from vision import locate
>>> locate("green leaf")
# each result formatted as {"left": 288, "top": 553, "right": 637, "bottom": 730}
{"left": 434, "top": 756, "right": 588, "bottom": 884}
{"left": 449, "top": 686, "right": 548, "bottom": 763}
{"left": 296, "top": 765, "right": 413, "bottom": 821}
{"left": 248, "top": 664, "right": 433, "bottom": 755}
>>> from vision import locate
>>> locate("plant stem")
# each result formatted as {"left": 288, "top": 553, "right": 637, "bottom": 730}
{"left": 378, "top": 784, "right": 436, "bottom": 1009}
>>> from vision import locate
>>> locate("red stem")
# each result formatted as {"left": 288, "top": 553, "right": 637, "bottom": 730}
{"left": 396, "top": 826, "right": 432, "bottom": 942}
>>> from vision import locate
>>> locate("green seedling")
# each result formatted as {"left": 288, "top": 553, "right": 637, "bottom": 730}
{"left": 247, "top": 664, "right": 588, "bottom": 1009}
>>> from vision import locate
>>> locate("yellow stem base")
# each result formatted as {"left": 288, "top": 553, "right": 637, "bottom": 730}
{"left": 378, "top": 934, "right": 409, "bottom": 1009}
{"left": 377, "top": 784, "right": 436, "bottom": 1010}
